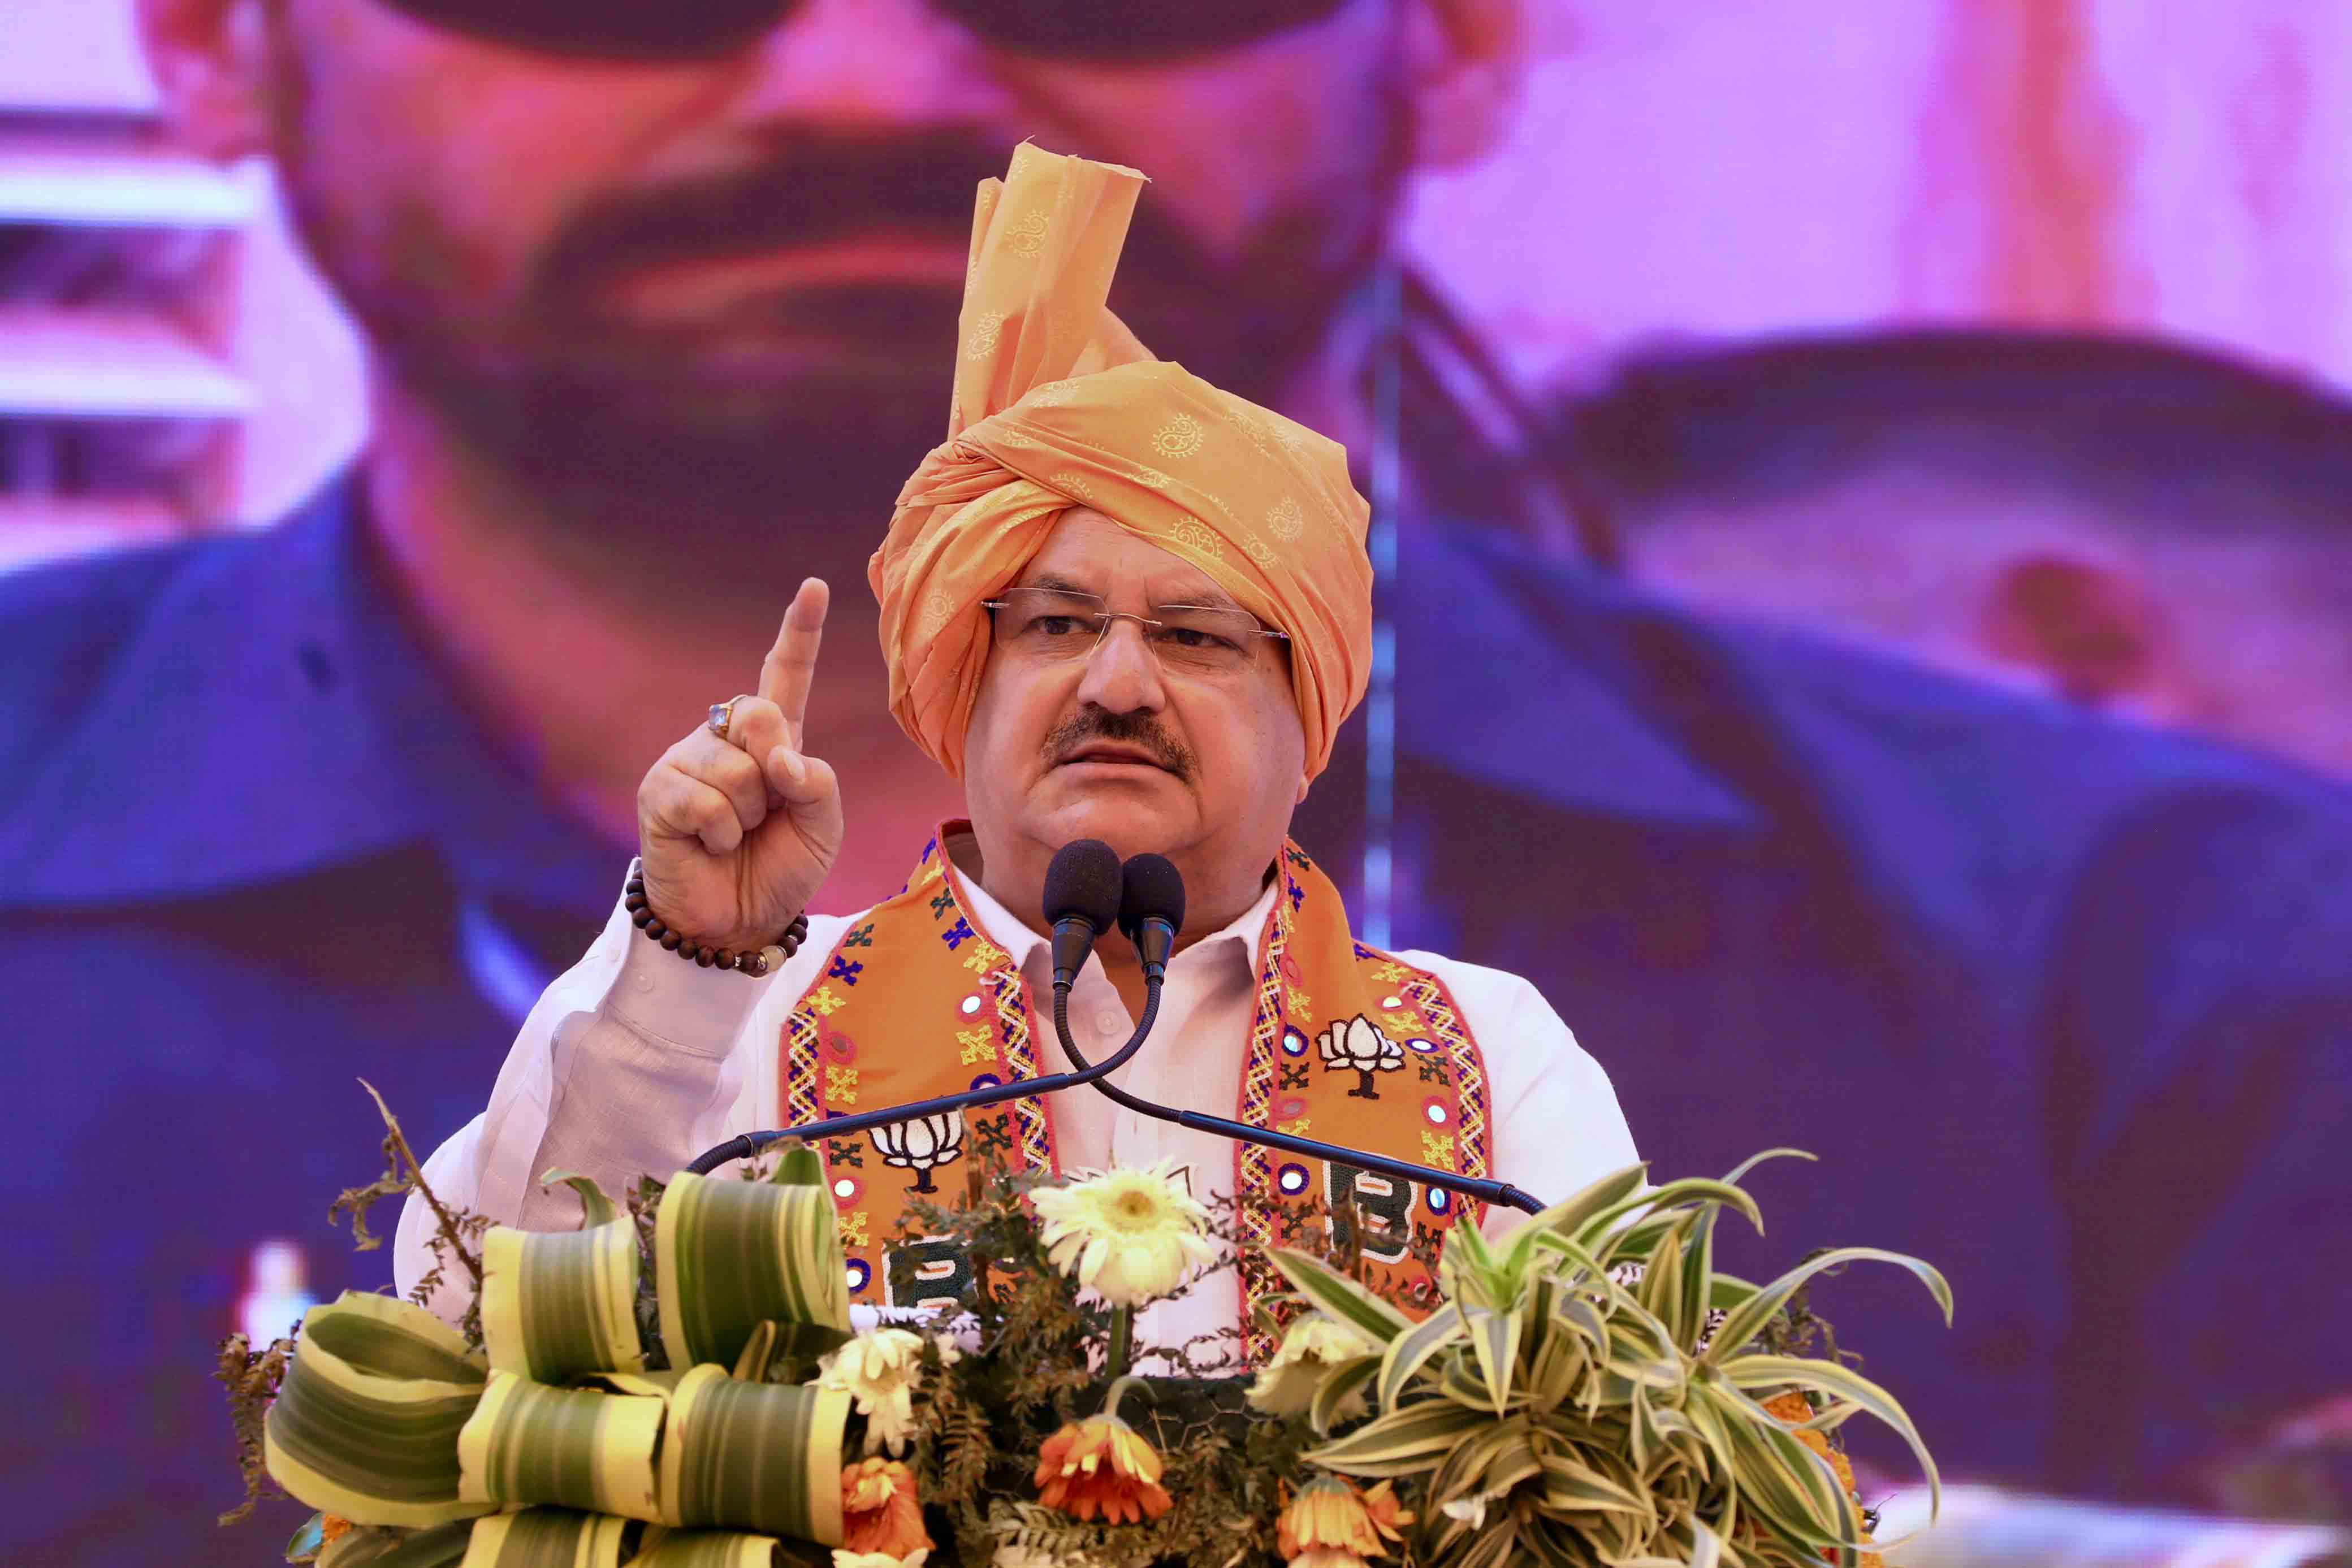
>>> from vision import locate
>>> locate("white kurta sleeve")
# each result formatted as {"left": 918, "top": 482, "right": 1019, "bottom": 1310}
{"left": 391, "top": 893, "right": 787, "bottom": 1306}
{"left": 1403, "top": 952, "right": 1641, "bottom": 1234}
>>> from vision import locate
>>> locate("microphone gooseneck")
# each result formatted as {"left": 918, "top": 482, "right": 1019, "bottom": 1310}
{"left": 685, "top": 987, "right": 1168, "bottom": 1175}
{"left": 688, "top": 846, "right": 1545, "bottom": 1214}
{"left": 681, "top": 838, "right": 1143, "bottom": 1177}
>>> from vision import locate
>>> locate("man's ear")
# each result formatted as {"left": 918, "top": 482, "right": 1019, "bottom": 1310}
{"left": 1402, "top": 0, "right": 1529, "bottom": 171}
{"left": 1977, "top": 550, "right": 2169, "bottom": 709}
{"left": 138, "top": 0, "right": 277, "bottom": 162}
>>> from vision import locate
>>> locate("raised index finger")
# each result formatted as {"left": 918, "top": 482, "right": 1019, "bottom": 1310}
{"left": 759, "top": 577, "right": 830, "bottom": 747}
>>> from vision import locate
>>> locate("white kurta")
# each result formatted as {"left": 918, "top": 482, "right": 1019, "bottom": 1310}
{"left": 395, "top": 835, "right": 1640, "bottom": 1358}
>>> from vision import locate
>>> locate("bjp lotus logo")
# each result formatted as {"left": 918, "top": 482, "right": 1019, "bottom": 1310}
{"left": 871, "top": 1111, "right": 966, "bottom": 1194}
{"left": 1318, "top": 1015, "right": 1404, "bottom": 1100}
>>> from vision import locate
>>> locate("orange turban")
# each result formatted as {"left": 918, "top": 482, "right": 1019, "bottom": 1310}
{"left": 867, "top": 145, "right": 1372, "bottom": 782}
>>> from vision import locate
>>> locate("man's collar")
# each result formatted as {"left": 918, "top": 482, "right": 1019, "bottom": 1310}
{"left": 2, "top": 470, "right": 614, "bottom": 909}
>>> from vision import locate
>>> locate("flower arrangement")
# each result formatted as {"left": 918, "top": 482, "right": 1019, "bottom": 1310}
{"left": 219, "top": 1098, "right": 1949, "bottom": 1568}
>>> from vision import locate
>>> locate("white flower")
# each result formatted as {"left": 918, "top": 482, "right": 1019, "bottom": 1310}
{"left": 1030, "top": 1159, "right": 1218, "bottom": 1308}
{"left": 1247, "top": 1315, "right": 1377, "bottom": 1418}
{"left": 819, "top": 1327, "right": 931, "bottom": 1457}
{"left": 834, "top": 1552, "right": 928, "bottom": 1568}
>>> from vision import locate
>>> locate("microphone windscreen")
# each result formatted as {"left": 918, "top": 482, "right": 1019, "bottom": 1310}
{"left": 1043, "top": 839, "right": 1123, "bottom": 933}
{"left": 1117, "top": 853, "right": 1186, "bottom": 943}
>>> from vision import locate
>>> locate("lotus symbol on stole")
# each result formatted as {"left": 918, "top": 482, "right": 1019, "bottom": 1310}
{"left": 870, "top": 1111, "right": 966, "bottom": 1194}
{"left": 1318, "top": 1014, "right": 1404, "bottom": 1099}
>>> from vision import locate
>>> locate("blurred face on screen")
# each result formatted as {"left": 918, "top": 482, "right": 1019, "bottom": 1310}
{"left": 239, "top": 0, "right": 1422, "bottom": 518}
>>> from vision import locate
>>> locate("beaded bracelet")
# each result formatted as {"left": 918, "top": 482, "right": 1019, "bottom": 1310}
{"left": 624, "top": 867, "right": 809, "bottom": 978}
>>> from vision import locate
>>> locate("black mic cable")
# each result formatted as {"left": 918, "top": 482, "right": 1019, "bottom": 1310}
{"left": 685, "top": 840, "right": 1152, "bottom": 1176}
{"left": 1056, "top": 853, "right": 1545, "bottom": 1216}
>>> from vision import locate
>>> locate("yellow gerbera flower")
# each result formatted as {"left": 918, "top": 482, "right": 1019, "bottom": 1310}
{"left": 1029, "top": 1160, "right": 1217, "bottom": 1307}
{"left": 820, "top": 1327, "right": 931, "bottom": 1457}
{"left": 1247, "top": 1315, "right": 1377, "bottom": 1418}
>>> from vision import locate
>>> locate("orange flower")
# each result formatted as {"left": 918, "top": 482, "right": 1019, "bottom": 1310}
{"left": 1278, "top": 1476, "right": 1415, "bottom": 1562}
{"left": 841, "top": 1457, "right": 932, "bottom": 1559}
{"left": 1032, "top": 1414, "right": 1174, "bottom": 1525}
{"left": 1361, "top": 1481, "right": 1415, "bottom": 1545}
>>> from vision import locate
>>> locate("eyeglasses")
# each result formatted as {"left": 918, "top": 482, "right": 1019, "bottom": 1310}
{"left": 982, "top": 587, "right": 1286, "bottom": 675}
{"left": 378, "top": 0, "right": 1355, "bottom": 64}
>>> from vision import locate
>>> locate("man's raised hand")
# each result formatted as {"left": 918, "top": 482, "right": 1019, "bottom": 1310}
{"left": 635, "top": 578, "right": 845, "bottom": 953}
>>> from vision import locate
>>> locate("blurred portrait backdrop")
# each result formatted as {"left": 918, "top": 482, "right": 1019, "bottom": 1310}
{"left": 1, "top": 2, "right": 2347, "bottom": 1562}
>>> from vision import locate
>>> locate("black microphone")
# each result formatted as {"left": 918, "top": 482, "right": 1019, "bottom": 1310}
{"left": 1054, "top": 854, "right": 1545, "bottom": 1216}
{"left": 1116, "top": 852, "right": 1183, "bottom": 982}
{"left": 1046, "top": 838, "right": 1123, "bottom": 992}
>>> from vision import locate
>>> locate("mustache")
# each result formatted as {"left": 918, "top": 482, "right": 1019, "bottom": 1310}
{"left": 1044, "top": 707, "right": 1196, "bottom": 782}
{"left": 533, "top": 129, "right": 1246, "bottom": 307}
{"left": 536, "top": 130, "right": 1014, "bottom": 296}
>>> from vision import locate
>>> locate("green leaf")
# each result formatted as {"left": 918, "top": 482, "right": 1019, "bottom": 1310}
{"left": 1535, "top": 1454, "right": 1656, "bottom": 1519}
{"left": 1305, "top": 1396, "right": 1494, "bottom": 1476}
{"left": 1704, "top": 1376, "right": 1864, "bottom": 1550}
{"left": 1377, "top": 1303, "right": 1467, "bottom": 1409}
{"left": 1719, "top": 1147, "right": 1815, "bottom": 1186}
{"left": 1308, "top": 1353, "right": 1381, "bottom": 1434}
{"left": 770, "top": 1141, "right": 825, "bottom": 1189}
{"left": 1265, "top": 1248, "right": 1412, "bottom": 1345}
{"left": 1464, "top": 1306, "right": 1522, "bottom": 1416}
{"left": 1568, "top": 1179, "right": 1764, "bottom": 1257}
{"left": 1718, "top": 1352, "right": 1942, "bottom": 1523}
{"left": 1436, "top": 1419, "right": 1546, "bottom": 1513}
{"left": 1703, "top": 1246, "right": 1953, "bottom": 1367}
{"left": 536, "top": 1169, "right": 619, "bottom": 1228}
{"left": 1635, "top": 1214, "right": 1690, "bottom": 1340}
{"left": 1440, "top": 1211, "right": 1504, "bottom": 1309}
{"left": 285, "top": 1511, "right": 328, "bottom": 1563}
{"left": 1523, "top": 1163, "right": 1653, "bottom": 1246}
{"left": 362, "top": 1521, "right": 476, "bottom": 1568}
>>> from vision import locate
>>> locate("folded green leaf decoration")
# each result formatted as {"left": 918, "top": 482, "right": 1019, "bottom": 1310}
{"left": 459, "top": 1508, "right": 635, "bottom": 1567}
{"left": 265, "top": 1166, "right": 850, "bottom": 1564}
{"left": 264, "top": 1292, "right": 492, "bottom": 1530}
{"left": 660, "top": 1365, "right": 850, "bottom": 1543}
{"left": 655, "top": 1169, "right": 852, "bottom": 1375}
{"left": 457, "top": 1371, "right": 665, "bottom": 1519}
{"left": 480, "top": 1172, "right": 644, "bottom": 1383}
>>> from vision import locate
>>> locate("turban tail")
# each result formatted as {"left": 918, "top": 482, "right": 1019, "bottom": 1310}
{"left": 868, "top": 144, "right": 1372, "bottom": 782}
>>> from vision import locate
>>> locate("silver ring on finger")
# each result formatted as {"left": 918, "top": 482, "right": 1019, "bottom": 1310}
{"left": 707, "top": 695, "right": 749, "bottom": 744}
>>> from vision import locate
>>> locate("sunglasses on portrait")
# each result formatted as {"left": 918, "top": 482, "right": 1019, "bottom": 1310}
{"left": 379, "top": 0, "right": 1357, "bottom": 63}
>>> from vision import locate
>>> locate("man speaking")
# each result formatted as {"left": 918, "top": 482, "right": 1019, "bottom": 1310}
{"left": 397, "top": 147, "right": 1636, "bottom": 1340}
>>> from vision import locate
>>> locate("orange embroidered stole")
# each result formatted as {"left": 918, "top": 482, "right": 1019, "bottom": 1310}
{"left": 778, "top": 827, "right": 1493, "bottom": 1359}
